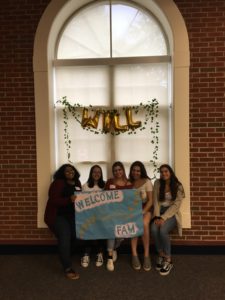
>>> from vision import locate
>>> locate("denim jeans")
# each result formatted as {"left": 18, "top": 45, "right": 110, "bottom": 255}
{"left": 107, "top": 238, "right": 124, "bottom": 252}
{"left": 151, "top": 207, "right": 177, "bottom": 257}
{"left": 54, "top": 215, "right": 76, "bottom": 270}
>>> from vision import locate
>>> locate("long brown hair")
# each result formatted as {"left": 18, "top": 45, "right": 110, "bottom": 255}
{"left": 129, "top": 161, "right": 150, "bottom": 182}
{"left": 159, "top": 164, "right": 182, "bottom": 201}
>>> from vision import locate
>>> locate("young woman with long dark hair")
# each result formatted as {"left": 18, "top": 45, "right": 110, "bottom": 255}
{"left": 151, "top": 164, "right": 185, "bottom": 276}
{"left": 81, "top": 165, "right": 106, "bottom": 268}
{"left": 129, "top": 161, "right": 153, "bottom": 271}
{"left": 104, "top": 161, "right": 133, "bottom": 271}
{"left": 44, "top": 164, "right": 81, "bottom": 280}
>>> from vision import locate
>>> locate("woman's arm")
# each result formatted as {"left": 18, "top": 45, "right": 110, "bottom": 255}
{"left": 153, "top": 179, "right": 160, "bottom": 217}
{"left": 142, "top": 179, "right": 153, "bottom": 214}
{"left": 160, "top": 185, "right": 185, "bottom": 221}
{"left": 143, "top": 190, "right": 153, "bottom": 214}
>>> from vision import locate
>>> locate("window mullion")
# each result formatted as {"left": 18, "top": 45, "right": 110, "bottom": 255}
{"left": 110, "top": 0, "right": 112, "bottom": 58}
{"left": 53, "top": 56, "right": 171, "bottom": 67}
{"left": 108, "top": 64, "right": 115, "bottom": 175}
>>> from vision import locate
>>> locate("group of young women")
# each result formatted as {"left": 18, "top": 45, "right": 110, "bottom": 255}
{"left": 44, "top": 161, "right": 185, "bottom": 280}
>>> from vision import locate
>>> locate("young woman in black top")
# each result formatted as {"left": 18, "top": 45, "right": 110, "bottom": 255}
{"left": 44, "top": 164, "right": 81, "bottom": 280}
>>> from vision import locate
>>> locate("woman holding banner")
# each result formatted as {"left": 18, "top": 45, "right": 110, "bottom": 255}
{"left": 151, "top": 164, "right": 185, "bottom": 276}
{"left": 129, "top": 161, "right": 153, "bottom": 271}
{"left": 105, "top": 161, "right": 133, "bottom": 271}
{"left": 44, "top": 164, "right": 81, "bottom": 280}
{"left": 81, "top": 164, "right": 106, "bottom": 268}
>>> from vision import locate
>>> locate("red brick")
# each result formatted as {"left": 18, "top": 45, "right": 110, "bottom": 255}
{"left": 0, "top": 0, "right": 225, "bottom": 244}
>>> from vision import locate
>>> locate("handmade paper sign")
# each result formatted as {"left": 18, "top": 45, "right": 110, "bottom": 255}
{"left": 74, "top": 189, "right": 143, "bottom": 240}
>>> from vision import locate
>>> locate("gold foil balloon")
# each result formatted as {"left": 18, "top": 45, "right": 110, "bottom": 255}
{"left": 89, "top": 110, "right": 100, "bottom": 129}
{"left": 113, "top": 113, "right": 128, "bottom": 132}
{"left": 102, "top": 111, "right": 112, "bottom": 132}
{"left": 126, "top": 108, "right": 142, "bottom": 129}
{"left": 81, "top": 108, "right": 89, "bottom": 127}
{"left": 81, "top": 107, "right": 141, "bottom": 133}
{"left": 81, "top": 108, "right": 100, "bottom": 129}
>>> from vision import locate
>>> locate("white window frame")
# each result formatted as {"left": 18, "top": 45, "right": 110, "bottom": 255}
{"left": 34, "top": 0, "right": 190, "bottom": 229}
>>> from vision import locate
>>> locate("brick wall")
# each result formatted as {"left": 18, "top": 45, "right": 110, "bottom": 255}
{"left": 174, "top": 0, "right": 225, "bottom": 244}
{"left": 0, "top": 1, "right": 52, "bottom": 243}
{"left": 0, "top": 0, "right": 224, "bottom": 245}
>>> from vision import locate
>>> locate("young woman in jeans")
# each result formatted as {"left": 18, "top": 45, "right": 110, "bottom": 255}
{"left": 151, "top": 164, "right": 185, "bottom": 276}
{"left": 44, "top": 164, "right": 81, "bottom": 280}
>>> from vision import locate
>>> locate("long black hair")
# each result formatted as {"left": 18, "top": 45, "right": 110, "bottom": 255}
{"left": 129, "top": 161, "right": 150, "bottom": 182}
{"left": 159, "top": 164, "right": 182, "bottom": 201}
{"left": 87, "top": 165, "right": 105, "bottom": 188}
{"left": 53, "top": 164, "right": 80, "bottom": 183}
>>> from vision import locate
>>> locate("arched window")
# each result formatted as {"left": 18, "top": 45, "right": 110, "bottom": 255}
{"left": 34, "top": 0, "right": 190, "bottom": 229}
{"left": 54, "top": 1, "right": 171, "bottom": 182}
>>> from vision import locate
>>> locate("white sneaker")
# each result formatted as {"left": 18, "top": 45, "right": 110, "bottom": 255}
{"left": 81, "top": 255, "right": 90, "bottom": 268}
{"left": 112, "top": 250, "right": 117, "bottom": 262}
{"left": 95, "top": 252, "right": 104, "bottom": 267}
{"left": 106, "top": 258, "right": 114, "bottom": 271}
{"left": 159, "top": 261, "right": 173, "bottom": 276}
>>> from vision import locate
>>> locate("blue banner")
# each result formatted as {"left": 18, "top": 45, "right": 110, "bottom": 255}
{"left": 74, "top": 189, "right": 143, "bottom": 240}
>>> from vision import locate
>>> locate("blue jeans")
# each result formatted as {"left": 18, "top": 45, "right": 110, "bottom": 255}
{"left": 151, "top": 207, "right": 177, "bottom": 257}
{"left": 107, "top": 238, "right": 123, "bottom": 252}
{"left": 54, "top": 215, "right": 76, "bottom": 271}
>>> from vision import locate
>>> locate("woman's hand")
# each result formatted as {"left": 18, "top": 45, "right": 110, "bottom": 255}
{"left": 70, "top": 195, "right": 77, "bottom": 203}
{"left": 154, "top": 218, "right": 165, "bottom": 226}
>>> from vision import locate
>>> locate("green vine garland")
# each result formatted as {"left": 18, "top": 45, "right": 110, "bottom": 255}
{"left": 56, "top": 96, "right": 159, "bottom": 177}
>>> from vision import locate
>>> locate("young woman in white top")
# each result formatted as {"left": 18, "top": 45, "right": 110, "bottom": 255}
{"left": 81, "top": 165, "right": 106, "bottom": 268}
{"left": 129, "top": 161, "right": 153, "bottom": 271}
{"left": 151, "top": 164, "right": 185, "bottom": 276}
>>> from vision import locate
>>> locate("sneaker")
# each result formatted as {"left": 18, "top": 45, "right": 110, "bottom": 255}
{"left": 112, "top": 250, "right": 117, "bottom": 262}
{"left": 155, "top": 256, "right": 164, "bottom": 271}
{"left": 65, "top": 268, "right": 79, "bottom": 280}
{"left": 81, "top": 254, "right": 90, "bottom": 268}
{"left": 159, "top": 261, "right": 173, "bottom": 276}
{"left": 132, "top": 256, "right": 141, "bottom": 270}
{"left": 96, "top": 252, "right": 104, "bottom": 267}
{"left": 143, "top": 256, "right": 151, "bottom": 271}
{"left": 106, "top": 258, "right": 114, "bottom": 271}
